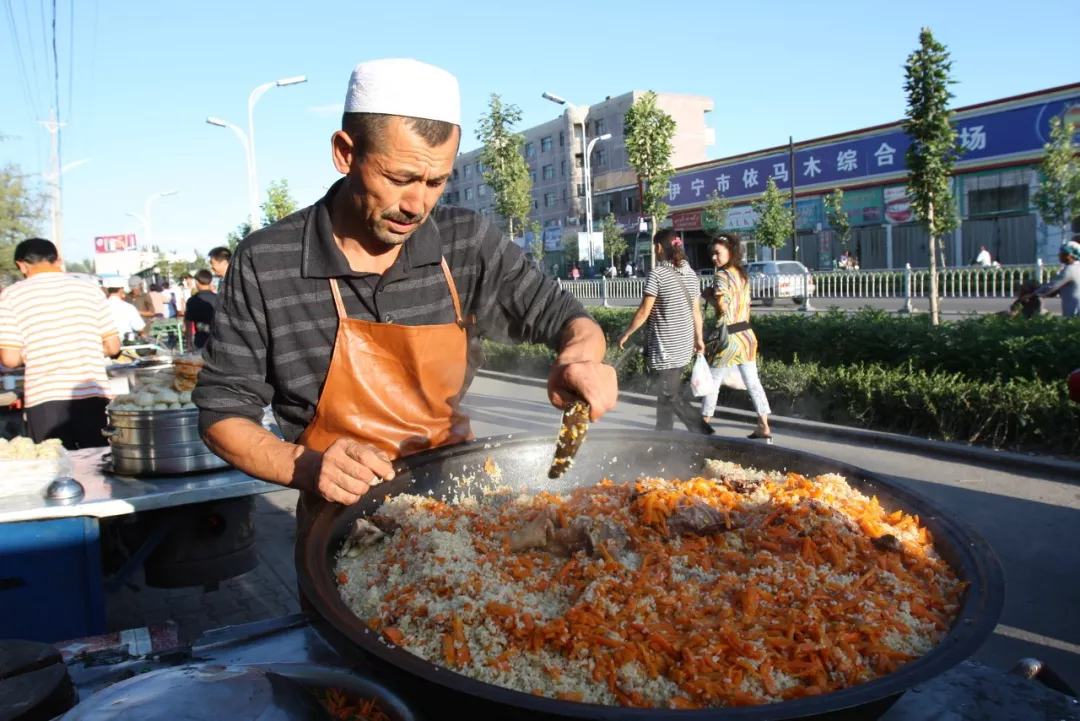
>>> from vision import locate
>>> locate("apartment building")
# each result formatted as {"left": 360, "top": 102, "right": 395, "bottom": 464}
{"left": 443, "top": 91, "right": 714, "bottom": 262}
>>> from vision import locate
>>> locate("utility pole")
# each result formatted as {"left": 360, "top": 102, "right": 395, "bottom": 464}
{"left": 789, "top": 136, "right": 797, "bottom": 261}
{"left": 39, "top": 109, "right": 66, "bottom": 262}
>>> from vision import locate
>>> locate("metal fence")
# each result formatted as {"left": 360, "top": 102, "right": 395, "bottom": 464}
{"left": 557, "top": 262, "right": 1054, "bottom": 307}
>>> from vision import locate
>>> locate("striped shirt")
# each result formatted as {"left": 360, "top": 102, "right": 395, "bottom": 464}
{"left": 0, "top": 271, "right": 116, "bottom": 407}
{"left": 642, "top": 261, "right": 700, "bottom": 371}
{"left": 193, "top": 179, "right": 590, "bottom": 443}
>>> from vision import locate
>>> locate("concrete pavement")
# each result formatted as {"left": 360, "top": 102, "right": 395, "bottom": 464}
{"left": 107, "top": 374, "right": 1080, "bottom": 688}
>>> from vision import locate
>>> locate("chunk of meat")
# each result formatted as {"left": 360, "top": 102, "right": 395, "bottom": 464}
{"left": 872, "top": 533, "right": 901, "bottom": 553}
{"left": 667, "top": 500, "right": 737, "bottom": 537}
{"left": 507, "top": 506, "right": 629, "bottom": 559}
{"left": 342, "top": 518, "right": 387, "bottom": 557}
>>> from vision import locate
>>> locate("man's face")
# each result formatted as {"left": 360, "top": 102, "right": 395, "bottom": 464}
{"left": 333, "top": 118, "right": 459, "bottom": 247}
{"left": 210, "top": 258, "right": 228, "bottom": 277}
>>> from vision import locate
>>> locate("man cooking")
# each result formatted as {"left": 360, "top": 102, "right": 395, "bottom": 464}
{"left": 193, "top": 58, "right": 617, "bottom": 514}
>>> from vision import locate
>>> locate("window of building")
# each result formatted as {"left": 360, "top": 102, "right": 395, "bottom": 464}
{"left": 545, "top": 219, "right": 560, "bottom": 228}
{"left": 596, "top": 149, "right": 607, "bottom": 167}
{"left": 530, "top": 171, "right": 536, "bottom": 184}
{"left": 624, "top": 196, "right": 637, "bottom": 213}
{"left": 478, "top": 184, "right": 488, "bottom": 198}
{"left": 575, "top": 154, "right": 584, "bottom": 169}
{"left": 463, "top": 164, "right": 471, "bottom": 179}
{"left": 577, "top": 184, "right": 585, "bottom": 197}
{"left": 452, "top": 168, "right": 459, "bottom": 181}
{"left": 968, "top": 185, "right": 1030, "bottom": 216}
{"left": 525, "top": 141, "right": 535, "bottom": 157}
{"left": 480, "top": 208, "right": 491, "bottom": 217}
{"left": 541, "top": 136, "right": 552, "bottom": 153}
{"left": 560, "top": 160, "right": 566, "bottom": 176}
{"left": 544, "top": 193, "right": 556, "bottom": 207}
{"left": 476, "top": 161, "right": 483, "bottom": 174}
{"left": 542, "top": 164, "right": 554, "bottom": 180}
{"left": 453, "top": 191, "right": 460, "bottom": 203}
{"left": 600, "top": 200, "right": 613, "bottom": 215}
{"left": 559, "top": 131, "right": 565, "bottom": 147}
{"left": 595, "top": 118, "right": 605, "bottom": 135}
{"left": 465, "top": 188, "right": 473, "bottom": 201}
{"left": 533, "top": 196, "right": 539, "bottom": 210}
{"left": 563, "top": 188, "right": 568, "bottom": 202}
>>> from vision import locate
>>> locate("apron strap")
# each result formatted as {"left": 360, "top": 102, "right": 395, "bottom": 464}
{"left": 328, "top": 278, "right": 348, "bottom": 319}
{"left": 439, "top": 258, "right": 464, "bottom": 324}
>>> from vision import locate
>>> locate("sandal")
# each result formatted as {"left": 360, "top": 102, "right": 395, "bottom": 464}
{"left": 748, "top": 432, "right": 773, "bottom": 444}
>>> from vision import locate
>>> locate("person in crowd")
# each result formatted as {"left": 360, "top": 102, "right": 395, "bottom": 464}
{"left": 700, "top": 233, "right": 773, "bottom": 441}
{"left": 0, "top": 238, "right": 119, "bottom": 448}
{"left": 126, "top": 277, "right": 156, "bottom": 320}
{"left": 104, "top": 279, "right": 147, "bottom": 340}
{"left": 183, "top": 269, "right": 217, "bottom": 350}
{"left": 973, "top": 245, "right": 993, "bottom": 267}
{"left": 1024, "top": 240, "right": 1080, "bottom": 318}
{"left": 161, "top": 281, "right": 178, "bottom": 318}
{"left": 624, "top": 261, "right": 634, "bottom": 278}
{"left": 148, "top": 283, "right": 166, "bottom": 317}
{"left": 570, "top": 265, "right": 581, "bottom": 280}
{"left": 208, "top": 247, "right": 232, "bottom": 278}
{"left": 618, "top": 229, "right": 712, "bottom": 435}
{"left": 176, "top": 274, "right": 194, "bottom": 316}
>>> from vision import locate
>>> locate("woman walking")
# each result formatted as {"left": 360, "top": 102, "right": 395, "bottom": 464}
{"left": 701, "top": 234, "right": 773, "bottom": 441}
{"left": 618, "top": 230, "right": 713, "bottom": 434}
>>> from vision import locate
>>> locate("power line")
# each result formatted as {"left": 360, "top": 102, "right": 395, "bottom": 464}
{"left": 37, "top": 0, "right": 51, "bottom": 108}
{"left": 51, "top": 0, "right": 61, "bottom": 168}
{"left": 67, "top": 0, "right": 74, "bottom": 122}
{"left": 4, "top": 0, "right": 42, "bottom": 121}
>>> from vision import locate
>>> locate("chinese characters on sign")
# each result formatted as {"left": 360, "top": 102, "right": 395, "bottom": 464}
{"left": 94, "top": 235, "right": 138, "bottom": 253}
{"left": 660, "top": 93, "right": 1080, "bottom": 210}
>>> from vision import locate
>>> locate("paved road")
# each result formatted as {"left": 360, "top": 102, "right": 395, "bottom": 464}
{"left": 108, "top": 375, "right": 1080, "bottom": 688}
{"left": 583, "top": 296, "right": 1066, "bottom": 316}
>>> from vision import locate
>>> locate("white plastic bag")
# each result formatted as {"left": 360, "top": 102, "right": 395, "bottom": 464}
{"left": 690, "top": 354, "right": 716, "bottom": 397}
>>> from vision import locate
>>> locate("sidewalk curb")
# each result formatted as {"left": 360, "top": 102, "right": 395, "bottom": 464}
{"left": 476, "top": 369, "right": 1080, "bottom": 481}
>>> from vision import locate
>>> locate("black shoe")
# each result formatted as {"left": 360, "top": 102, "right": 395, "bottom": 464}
{"left": 748, "top": 431, "right": 773, "bottom": 444}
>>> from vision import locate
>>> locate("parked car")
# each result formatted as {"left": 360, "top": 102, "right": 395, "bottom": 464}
{"left": 746, "top": 261, "right": 815, "bottom": 306}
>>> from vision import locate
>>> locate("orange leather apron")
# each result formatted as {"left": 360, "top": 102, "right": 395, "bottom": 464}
{"left": 297, "top": 257, "right": 472, "bottom": 459}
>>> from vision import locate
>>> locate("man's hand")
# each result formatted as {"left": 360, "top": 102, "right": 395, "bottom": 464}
{"left": 548, "top": 360, "right": 618, "bottom": 423}
{"left": 307, "top": 438, "right": 396, "bottom": 505}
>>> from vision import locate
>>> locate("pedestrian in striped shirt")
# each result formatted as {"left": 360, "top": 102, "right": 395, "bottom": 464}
{"left": 0, "top": 238, "right": 120, "bottom": 448}
{"left": 617, "top": 230, "right": 714, "bottom": 435}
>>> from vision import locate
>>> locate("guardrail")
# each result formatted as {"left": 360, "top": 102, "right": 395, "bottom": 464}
{"left": 557, "top": 261, "right": 1053, "bottom": 308}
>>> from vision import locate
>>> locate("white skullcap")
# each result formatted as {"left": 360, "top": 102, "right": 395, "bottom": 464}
{"left": 344, "top": 58, "right": 461, "bottom": 126}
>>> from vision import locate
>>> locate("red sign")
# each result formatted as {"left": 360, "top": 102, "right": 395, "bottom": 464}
{"left": 94, "top": 235, "right": 138, "bottom": 253}
{"left": 672, "top": 212, "right": 702, "bottom": 231}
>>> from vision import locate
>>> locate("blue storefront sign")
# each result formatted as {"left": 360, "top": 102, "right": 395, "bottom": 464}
{"left": 664, "top": 91, "right": 1080, "bottom": 210}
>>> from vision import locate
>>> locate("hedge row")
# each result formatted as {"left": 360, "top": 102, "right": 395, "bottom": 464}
{"left": 585, "top": 307, "right": 1080, "bottom": 385}
{"left": 480, "top": 340, "right": 1080, "bottom": 458}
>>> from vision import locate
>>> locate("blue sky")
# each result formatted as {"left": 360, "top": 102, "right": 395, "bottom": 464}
{"left": 2, "top": 0, "right": 1077, "bottom": 262}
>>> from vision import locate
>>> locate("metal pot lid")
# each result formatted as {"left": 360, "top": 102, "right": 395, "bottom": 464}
{"left": 59, "top": 664, "right": 331, "bottom": 720}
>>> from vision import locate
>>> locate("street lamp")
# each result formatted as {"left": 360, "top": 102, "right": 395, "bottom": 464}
{"left": 126, "top": 190, "right": 178, "bottom": 248}
{"left": 207, "top": 74, "right": 307, "bottom": 230}
{"left": 542, "top": 92, "right": 610, "bottom": 266}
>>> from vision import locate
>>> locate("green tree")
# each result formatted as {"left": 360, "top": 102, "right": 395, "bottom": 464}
{"left": 562, "top": 229, "right": 579, "bottom": 269}
{"left": 477, "top": 94, "right": 533, "bottom": 239}
{"left": 702, "top": 191, "right": 731, "bottom": 237}
{"left": 66, "top": 258, "right": 95, "bottom": 273}
{"left": 751, "top": 177, "right": 794, "bottom": 252}
{"left": 261, "top": 179, "right": 298, "bottom": 226}
{"left": 903, "top": 27, "right": 961, "bottom": 326}
{"left": 0, "top": 160, "right": 47, "bottom": 247}
{"left": 624, "top": 91, "right": 677, "bottom": 267}
{"left": 823, "top": 189, "right": 852, "bottom": 250}
{"left": 1033, "top": 113, "right": 1080, "bottom": 246}
{"left": 526, "top": 220, "right": 544, "bottom": 266}
{"left": 600, "top": 213, "right": 627, "bottom": 267}
{"left": 226, "top": 220, "right": 253, "bottom": 251}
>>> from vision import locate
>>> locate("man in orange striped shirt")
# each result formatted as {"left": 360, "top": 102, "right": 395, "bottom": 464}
{"left": 0, "top": 238, "right": 121, "bottom": 448}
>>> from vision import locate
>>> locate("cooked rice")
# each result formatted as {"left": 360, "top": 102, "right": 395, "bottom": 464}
{"left": 335, "top": 459, "right": 962, "bottom": 709}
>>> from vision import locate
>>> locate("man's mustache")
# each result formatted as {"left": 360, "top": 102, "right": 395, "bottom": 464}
{"left": 381, "top": 210, "right": 423, "bottom": 224}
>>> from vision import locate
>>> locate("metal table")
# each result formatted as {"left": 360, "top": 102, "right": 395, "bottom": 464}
{"left": 61, "top": 614, "right": 1080, "bottom": 720}
{"left": 0, "top": 448, "right": 278, "bottom": 643}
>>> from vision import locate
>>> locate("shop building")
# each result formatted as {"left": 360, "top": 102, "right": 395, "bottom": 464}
{"left": 661, "top": 83, "right": 1080, "bottom": 271}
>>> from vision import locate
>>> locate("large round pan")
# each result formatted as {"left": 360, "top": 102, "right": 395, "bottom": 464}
{"left": 297, "top": 431, "right": 1004, "bottom": 721}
